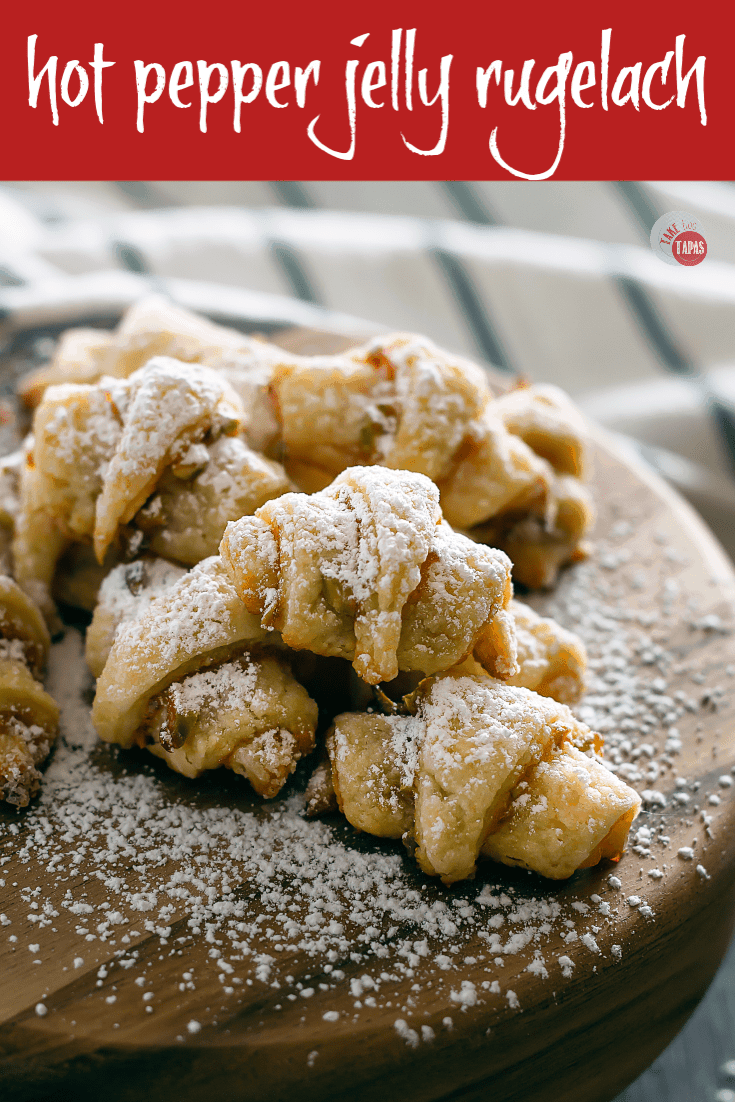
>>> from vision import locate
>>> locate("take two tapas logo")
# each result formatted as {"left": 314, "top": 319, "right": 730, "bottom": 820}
{"left": 650, "top": 211, "right": 707, "bottom": 266}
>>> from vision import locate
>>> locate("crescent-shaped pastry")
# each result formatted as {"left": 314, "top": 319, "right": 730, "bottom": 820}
{"left": 17, "top": 296, "right": 261, "bottom": 402}
{"left": 92, "top": 357, "right": 242, "bottom": 561}
{"left": 396, "top": 521, "right": 517, "bottom": 680}
{"left": 480, "top": 743, "right": 640, "bottom": 879}
{"left": 91, "top": 556, "right": 317, "bottom": 797}
{"left": 17, "top": 303, "right": 595, "bottom": 591}
{"left": 271, "top": 332, "right": 491, "bottom": 488}
{"left": 23, "top": 357, "right": 243, "bottom": 560}
{"left": 220, "top": 466, "right": 516, "bottom": 686}
{"left": 19, "top": 296, "right": 288, "bottom": 455}
{"left": 0, "top": 574, "right": 52, "bottom": 679}
{"left": 28, "top": 380, "right": 122, "bottom": 541}
{"left": 12, "top": 443, "right": 71, "bottom": 627}
{"left": 103, "top": 296, "right": 288, "bottom": 454}
{"left": 99, "top": 295, "right": 267, "bottom": 380}
{"left": 324, "top": 673, "right": 639, "bottom": 884}
{"left": 92, "top": 556, "right": 271, "bottom": 747}
{"left": 142, "top": 651, "right": 318, "bottom": 798}
{"left": 17, "top": 298, "right": 288, "bottom": 458}
{"left": 306, "top": 593, "right": 584, "bottom": 819}
{"left": 13, "top": 355, "right": 293, "bottom": 620}
{"left": 264, "top": 332, "right": 593, "bottom": 587}
{"left": 96, "top": 297, "right": 287, "bottom": 454}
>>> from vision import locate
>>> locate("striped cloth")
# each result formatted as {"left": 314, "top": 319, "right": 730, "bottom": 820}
{"left": 1, "top": 179, "right": 734, "bottom": 559}
{"left": 0, "top": 179, "right": 734, "bottom": 1102}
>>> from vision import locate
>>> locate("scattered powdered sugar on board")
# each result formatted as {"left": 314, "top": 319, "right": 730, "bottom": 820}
{"left": 1, "top": 508, "right": 732, "bottom": 1044}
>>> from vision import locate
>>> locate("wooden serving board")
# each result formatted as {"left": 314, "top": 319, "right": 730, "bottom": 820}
{"left": 2, "top": 328, "right": 735, "bottom": 1102}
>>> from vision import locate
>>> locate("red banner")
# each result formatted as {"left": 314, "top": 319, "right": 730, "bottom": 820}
{"left": 3, "top": 0, "right": 732, "bottom": 180}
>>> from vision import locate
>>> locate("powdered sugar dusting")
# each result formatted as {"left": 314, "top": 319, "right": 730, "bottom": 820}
{"left": 170, "top": 658, "right": 261, "bottom": 718}
{"left": 95, "top": 559, "right": 187, "bottom": 630}
{"left": 1, "top": 463, "right": 733, "bottom": 1049}
{"left": 107, "top": 558, "right": 264, "bottom": 684}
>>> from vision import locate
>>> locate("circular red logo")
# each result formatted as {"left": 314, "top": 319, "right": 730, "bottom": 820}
{"left": 650, "top": 211, "right": 707, "bottom": 267}
{"left": 671, "top": 229, "right": 707, "bottom": 266}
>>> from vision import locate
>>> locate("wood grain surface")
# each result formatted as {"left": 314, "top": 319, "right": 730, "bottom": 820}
{"left": 1, "top": 328, "right": 735, "bottom": 1102}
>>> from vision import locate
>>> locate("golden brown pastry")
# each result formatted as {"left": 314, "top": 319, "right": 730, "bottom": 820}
{"left": 98, "top": 295, "right": 257, "bottom": 378}
{"left": 220, "top": 466, "right": 516, "bottom": 686}
{"left": 436, "top": 409, "right": 550, "bottom": 531}
{"left": 270, "top": 332, "right": 491, "bottom": 487}
{"left": 12, "top": 356, "right": 291, "bottom": 620}
{"left": 473, "top": 472, "right": 594, "bottom": 589}
{"left": 306, "top": 585, "right": 589, "bottom": 848}
{"left": 0, "top": 576, "right": 59, "bottom": 807}
{"left": 95, "top": 297, "right": 288, "bottom": 454}
{"left": 439, "top": 387, "right": 594, "bottom": 588}
{"left": 324, "top": 672, "right": 639, "bottom": 883}
{"left": 490, "top": 383, "right": 589, "bottom": 478}
{"left": 23, "top": 357, "right": 241, "bottom": 553}
{"left": 504, "top": 598, "right": 586, "bottom": 703}
{"left": 265, "top": 336, "right": 593, "bottom": 586}
{"left": 18, "top": 380, "right": 120, "bottom": 545}
{"left": 18, "top": 297, "right": 262, "bottom": 402}
{"left": 12, "top": 437, "right": 71, "bottom": 626}
{"left": 7, "top": 304, "right": 622, "bottom": 886}
{"left": 91, "top": 557, "right": 317, "bottom": 797}
{"left": 17, "top": 297, "right": 288, "bottom": 460}
{"left": 142, "top": 652, "right": 317, "bottom": 797}
{"left": 91, "top": 358, "right": 241, "bottom": 561}
{"left": 0, "top": 575, "right": 52, "bottom": 679}
{"left": 18, "top": 302, "right": 595, "bottom": 589}
{"left": 480, "top": 743, "right": 639, "bottom": 878}
{"left": 93, "top": 556, "right": 270, "bottom": 745}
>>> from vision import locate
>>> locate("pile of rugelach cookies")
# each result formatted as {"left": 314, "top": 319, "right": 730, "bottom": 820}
{"left": 0, "top": 296, "right": 640, "bottom": 884}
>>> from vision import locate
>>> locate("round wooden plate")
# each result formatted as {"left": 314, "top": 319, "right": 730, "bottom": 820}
{"left": 1, "top": 320, "right": 735, "bottom": 1102}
